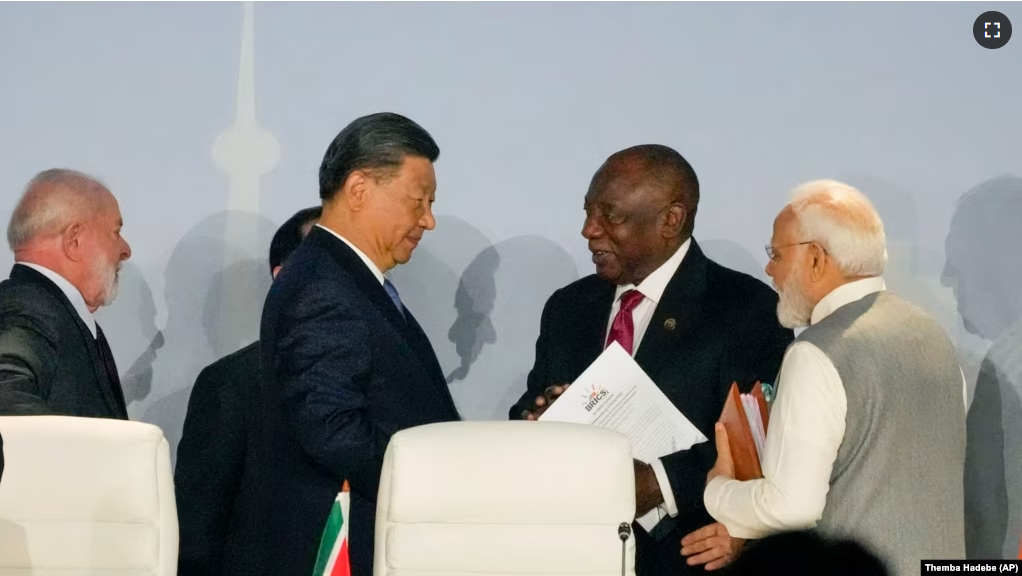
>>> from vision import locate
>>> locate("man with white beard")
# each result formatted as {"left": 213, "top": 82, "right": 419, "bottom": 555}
{"left": 0, "top": 169, "right": 132, "bottom": 419}
{"left": 701, "top": 180, "right": 967, "bottom": 576}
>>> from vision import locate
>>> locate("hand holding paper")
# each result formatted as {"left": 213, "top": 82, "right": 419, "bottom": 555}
{"left": 520, "top": 384, "right": 570, "bottom": 420}
{"left": 538, "top": 341, "right": 708, "bottom": 464}
{"left": 539, "top": 342, "right": 709, "bottom": 530}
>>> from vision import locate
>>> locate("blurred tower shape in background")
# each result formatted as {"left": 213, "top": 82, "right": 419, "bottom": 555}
{"left": 211, "top": 1, "right": 281, "bottom": 347}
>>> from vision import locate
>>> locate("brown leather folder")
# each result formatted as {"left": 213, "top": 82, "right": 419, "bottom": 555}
{"left": 717, "top": 381, "right": 769, "bottom": 481}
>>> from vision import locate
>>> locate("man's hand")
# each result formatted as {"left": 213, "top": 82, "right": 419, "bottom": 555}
{"left": 519, "top": 384, "right": 569, "bottom": 420}
{"left": 680, "top": 522, "right": 744, "bottom": 570}
{"left": 706, "top": 423, "right": 735, "bottom": 484}
{"left": 634, "top": 459, "right": 663, "bottom": 516}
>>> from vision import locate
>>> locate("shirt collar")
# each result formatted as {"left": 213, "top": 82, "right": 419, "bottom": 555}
{"left": 613, "top": 237, "right": 692, "bottom": 305}
{"left": 315, "top": 224, "right": 386, "bottom": 285}
{"left": 17, "top": 262, "right": 97, "bottom": 337}
{"left": 810, "top": 276, "right": 887, "bottom": 325}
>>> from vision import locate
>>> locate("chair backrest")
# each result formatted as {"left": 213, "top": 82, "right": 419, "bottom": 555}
{"left": 375, "top": 421, "right": 635, "bottom": 576}
{"left": 0, "top": 416, "right": 178, "bottom": 576}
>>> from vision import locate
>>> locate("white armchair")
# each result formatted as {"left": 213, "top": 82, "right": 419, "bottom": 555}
{"left": 0, "top": 416, "right": 178, "bottom": 576}
{"left": 375, "top": 421, "right": 635, "bottom": 576}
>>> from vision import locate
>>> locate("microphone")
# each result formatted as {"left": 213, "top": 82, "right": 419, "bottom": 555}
{"left": 618, "top": 522, "right": 632, "bottom": 576}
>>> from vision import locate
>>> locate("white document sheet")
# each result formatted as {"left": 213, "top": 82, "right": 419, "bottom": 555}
{"left": 539, "top": 342, "right": 709, "bottom": 530}
{"left": 741, "top": 394, "right": 767, "bottom": 458}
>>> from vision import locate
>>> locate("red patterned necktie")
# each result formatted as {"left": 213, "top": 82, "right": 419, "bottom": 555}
{"left": 605, "top": 289, "right": 645, "bottom": 355}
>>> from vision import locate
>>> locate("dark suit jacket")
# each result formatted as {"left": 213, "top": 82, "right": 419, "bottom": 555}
{"left": 235, "top": 228, "right": 460, "bottom": 576}
{"left": 0, "top": 265, "right": 127, "bottom": 419}
{"left": 176, "top": 341, "right": 259, "bottom": 576}
{"left": 511, "top": 240, "right": 793, "bottom": 576}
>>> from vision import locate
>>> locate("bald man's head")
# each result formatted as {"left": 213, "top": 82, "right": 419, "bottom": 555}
{"left": 590, "top": 144, "right": 700, "bottom": 237}
{"left": 582, "top": 144, "right": 700, "bottom": 285}
{"left": 8, "top": 169, "right": 132, "bottom": 311}
{"left": 8, "top": 169, "right": 113, "bottom": 250}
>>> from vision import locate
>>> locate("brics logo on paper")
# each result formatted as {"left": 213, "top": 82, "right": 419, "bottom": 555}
{"left": 581, "top": 384, "right": 609, "bottom": 412}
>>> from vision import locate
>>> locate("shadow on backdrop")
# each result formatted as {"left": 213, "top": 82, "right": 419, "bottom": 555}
{"left": 456, "top": 235, "right": 579, "bottom": 420}
{"left": 203, "top": 257, "right": 271, "bottom": 358}
{"left": 393, "top": 227, "right": 579, "bottom": 419}
{"left": 942, "top": 174, "right": 1022, "bottom": 559}
{"left": 95, "top": 262, "right": 162, "bottom": 410}
{"left": 388, "top": 214, "right": 494, "bottom": 411}
{"left": 140, "top": 211, "right": 276, "bottom": 466}
{"left": 700, "top": 239, "right": 769, "bottom": 286}
{"left": 446, "top": 246, "right": 499, "bottom": 384}
{"left": 844, "top": 174, "right": 980, "bottom": 383}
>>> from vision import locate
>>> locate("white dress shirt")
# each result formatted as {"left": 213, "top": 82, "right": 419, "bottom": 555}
{"left": 603, "top": 238, "right": 692, "bottom": 531}
{"left": 703, "top": 277, "right": 968, "bottom": 539}
{"left": 316, "top": 224, "right": 385, "bottom": 286}
{"left": 17, "top": 262, "right": 97, "bottom": 338}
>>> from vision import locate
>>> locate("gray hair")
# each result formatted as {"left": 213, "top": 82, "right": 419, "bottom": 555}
{"left": 789, "top": 179, "right": 887, "bottom": 277}
{"left": 7, "top": 169, "right": 109, "bottom": 250}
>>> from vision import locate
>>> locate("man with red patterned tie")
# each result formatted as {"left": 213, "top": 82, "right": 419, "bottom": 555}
{"left": 509, "top": 145, "right": 792, "bottom": 575}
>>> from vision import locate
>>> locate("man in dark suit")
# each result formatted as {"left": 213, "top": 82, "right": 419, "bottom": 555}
{"left": 243, "top": 112, "right": 460, "bottom": 576}
{"left": 0, "top": 168, "right": 132, "bottom": 419}
{"left": 175, "top": 206, "right": 322, "bottom": 576}
{"left": 511, "top": 145, "right": 793, "bottom": 575}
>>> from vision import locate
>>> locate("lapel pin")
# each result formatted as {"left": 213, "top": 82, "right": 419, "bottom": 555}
{"left": 664, "top": 318, "right": 677, "bottom": 331}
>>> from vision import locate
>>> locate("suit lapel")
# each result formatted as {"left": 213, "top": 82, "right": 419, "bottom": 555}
{"left": 403, "top": 310, "right": 458, "bottom": 416}
{"left": 309, "top": 230, "right": 454, "bottom": 406}
{"left": 309, "top": 230, "right": 410, "bottom": 331}
{"left": 581, "top": 282, "right": 617, "bottom": 366}
{"left": 11, "top": 265, "right": 125, "bottom": 417}
{"left": 95, "top": 325, "right": 129, "bottom": 418}
{"left": 633, "top": 240, "right": 709, "bottom": 379}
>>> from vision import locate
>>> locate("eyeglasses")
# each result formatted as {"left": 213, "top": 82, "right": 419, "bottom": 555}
{"left": 764, "top": 241, "right": 826, "bottom": 262}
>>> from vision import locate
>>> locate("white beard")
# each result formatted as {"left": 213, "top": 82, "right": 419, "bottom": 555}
{"left": 92, "top": 257, "right": 121, "bottom": 307}
{"left": 776, "top": 262, "right": 815, "bottom": 329}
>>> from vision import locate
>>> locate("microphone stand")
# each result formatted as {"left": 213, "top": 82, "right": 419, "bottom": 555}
{"left": 618, "top": 522, "right": 632, "bottom": 576}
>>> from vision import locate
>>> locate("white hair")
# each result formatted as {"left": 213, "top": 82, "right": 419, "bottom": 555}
{"left": 788, "top": 179, "right": 887, "bottom": 277}
{"left": 7, "top": 169, "right": 108, "bottom": 250}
